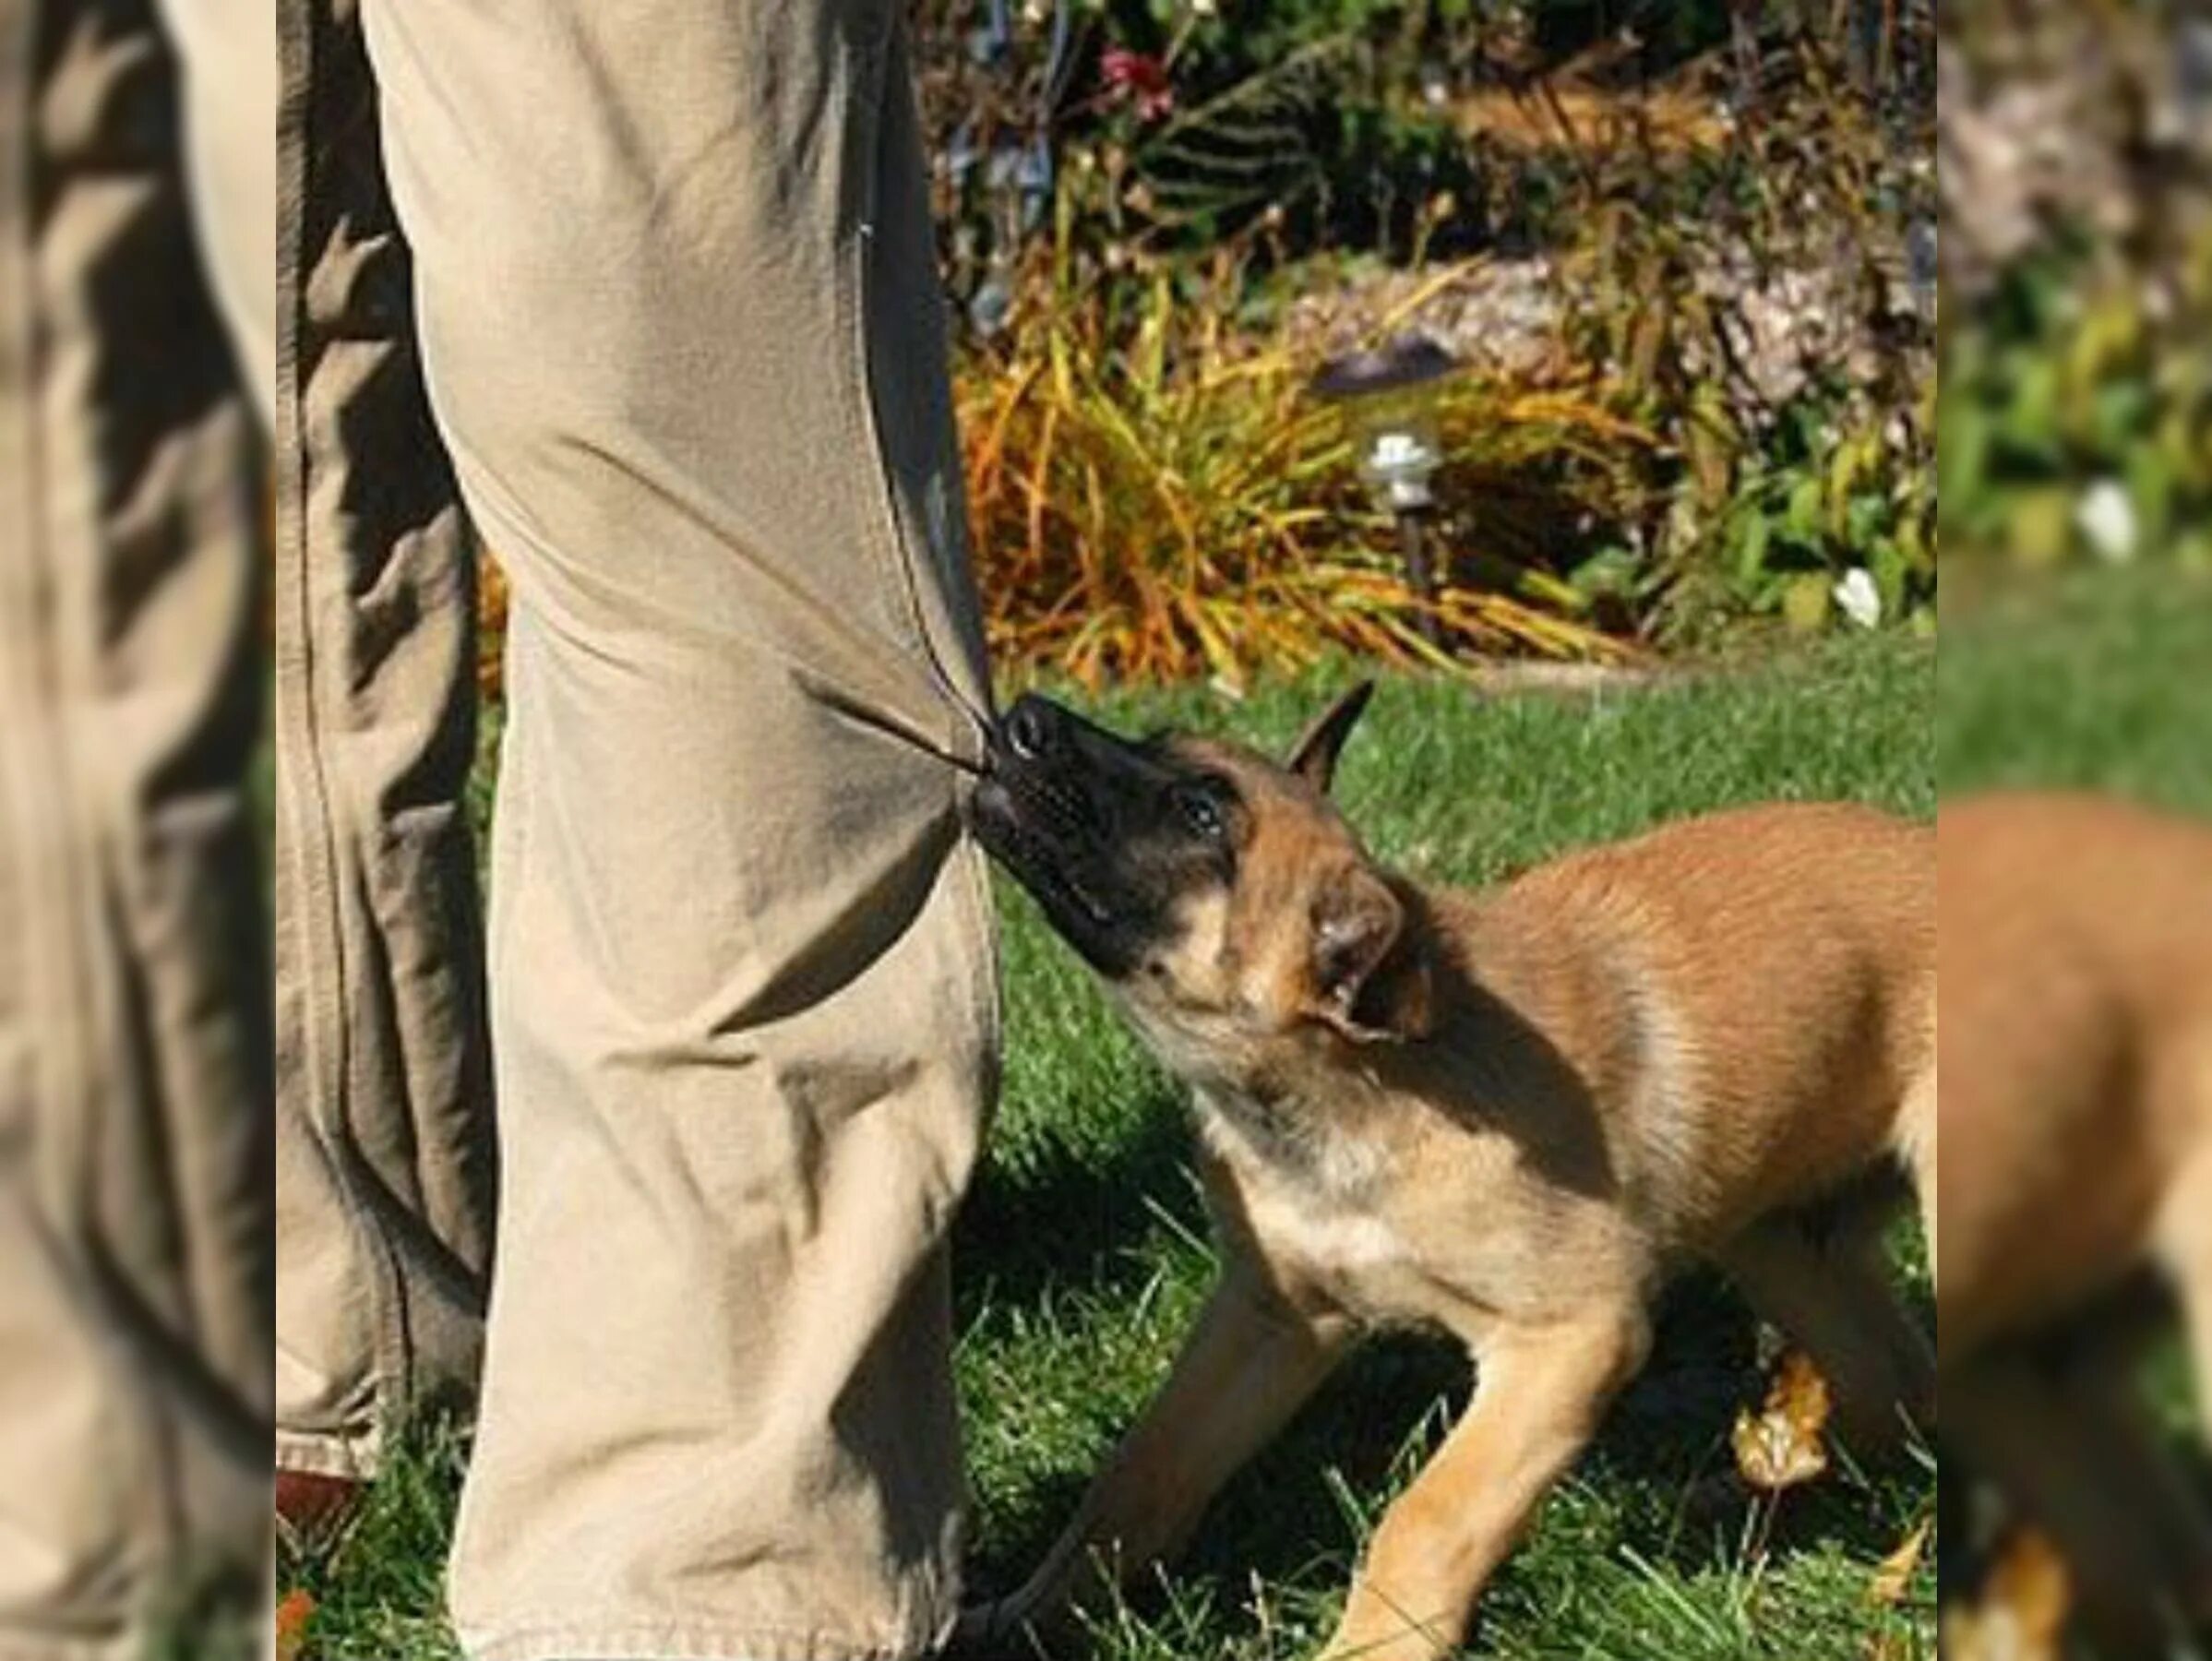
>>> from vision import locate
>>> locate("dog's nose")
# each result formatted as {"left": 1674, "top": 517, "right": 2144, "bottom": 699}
{"left": 1001, "top": 697, "right": 1058, "bottom": 762}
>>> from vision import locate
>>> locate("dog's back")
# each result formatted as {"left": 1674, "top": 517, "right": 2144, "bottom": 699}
{"left": 1453, "top": 801, "right": 1935, "bottom": 1249}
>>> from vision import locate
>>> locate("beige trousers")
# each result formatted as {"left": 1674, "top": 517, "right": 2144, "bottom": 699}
{"left": 276, "top": 0, "right": 1001, "bottom": 1657}
{"left": 0, "top": 0, "right": 273, "bottom": 1656}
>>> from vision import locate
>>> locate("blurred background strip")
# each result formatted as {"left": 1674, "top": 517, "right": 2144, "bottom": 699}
{"left": 1938, "top": 3, "right": 2212, "bottom": 1654}
{"left": 0, "top": 0, "right": 271, "bottom": 1657}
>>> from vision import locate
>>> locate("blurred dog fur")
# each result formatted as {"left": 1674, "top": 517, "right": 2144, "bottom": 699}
{"left": 1942, "top": 793, "right": 2212, "bottom": 1650}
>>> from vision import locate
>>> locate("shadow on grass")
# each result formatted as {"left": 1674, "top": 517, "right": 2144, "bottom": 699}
{"left": 953, "top": 1089, "right": 1202, "bottom": 1320}
{"left": 965, "top": 1253, "right": 1931, "bottom": 1616}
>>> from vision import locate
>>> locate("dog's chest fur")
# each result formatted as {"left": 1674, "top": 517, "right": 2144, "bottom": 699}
{"left": 1192, "top": 1084, "right": 1427, "bottom": 1309}
{"left": 1174, "top": 1070, "right": 1657, "bottom": 1344}
{"left": 1188, "top": 1078, "right": 1579, "bottom": 1335}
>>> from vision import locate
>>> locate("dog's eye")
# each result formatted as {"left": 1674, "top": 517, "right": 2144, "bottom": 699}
{"left": 1176, "top": 787, "right": 1226, "bottom": 841}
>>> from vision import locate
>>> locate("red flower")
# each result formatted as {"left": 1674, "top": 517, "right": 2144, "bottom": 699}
{"left": 1101, "top": 47, "right": 1175, "bottom": 122}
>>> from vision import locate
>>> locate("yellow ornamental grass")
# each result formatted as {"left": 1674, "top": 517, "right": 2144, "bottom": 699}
{"left": 957, "top": 263, "right": 1654, "bottom": 691}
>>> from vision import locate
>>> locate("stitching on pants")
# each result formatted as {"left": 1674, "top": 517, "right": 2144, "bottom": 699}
{"left": 835, "top": 6, "right": 989, "bottom": 757}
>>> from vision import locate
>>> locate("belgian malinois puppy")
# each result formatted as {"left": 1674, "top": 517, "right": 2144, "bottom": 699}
{"left": 1942, "top": 793, "right": 2212, "bottom": 1647}
{"left": 963, "top": 684, "right": 1936, "bottom": 1660}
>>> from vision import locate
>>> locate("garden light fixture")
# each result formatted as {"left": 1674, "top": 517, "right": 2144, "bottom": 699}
{"left": 1312, "top": 333, "right": 1462, "bottom": 647}
{"left": 1313, "top": 333, "right": 1458, "bottom": 511}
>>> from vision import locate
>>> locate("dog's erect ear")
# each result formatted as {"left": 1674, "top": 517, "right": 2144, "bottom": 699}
{"left": 1308, "top": 865, "right": 1433, "bottom": 1043}
{"left": 1286, "top": 681, "right": 1375, "bottom": 794}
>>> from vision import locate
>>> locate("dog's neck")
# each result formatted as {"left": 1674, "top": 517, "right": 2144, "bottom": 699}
{"left": 1396, "top": 882, "right": 1625, "bottom": 1202}
{"left": 1207, "top": 877, "right": 1620, "bottom": 1206}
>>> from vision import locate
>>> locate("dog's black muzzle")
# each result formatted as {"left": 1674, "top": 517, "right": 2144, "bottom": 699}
{"left": 972, "top": 694, "right": 1185, "bottom": 974}
{"left": 975, "top": 694, "right": 1142, "bottom": 857}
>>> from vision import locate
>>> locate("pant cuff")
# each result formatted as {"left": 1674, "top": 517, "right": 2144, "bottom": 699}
{"left": 273, "top": 1424, "right": 379, "bottom": 1481}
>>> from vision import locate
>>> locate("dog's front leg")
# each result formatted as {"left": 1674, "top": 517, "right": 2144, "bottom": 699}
{"left": 961, "top": 1262, "right": 1357, "bottom": 1653}
{"left": 1319, "top": 1307, "right": 1650, "bottom": 1661}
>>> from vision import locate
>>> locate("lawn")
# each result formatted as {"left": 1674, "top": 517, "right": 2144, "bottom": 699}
{"left": 293, "top": 631, "right": 1939, "bottom": 1661}
{"left": 1939, "top": 566, "right": 2212, "bottom": 813}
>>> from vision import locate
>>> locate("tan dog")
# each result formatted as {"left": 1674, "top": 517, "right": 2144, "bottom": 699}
{"left": 963, "top": 683, "right": 1936, "bottom": 1659}
{"left": 1941, "top": 793, "right": 2212, "bottom": 1647}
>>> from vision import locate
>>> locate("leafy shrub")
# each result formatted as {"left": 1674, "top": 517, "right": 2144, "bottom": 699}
{"left": 957, "top": 211, "right": 1648, "bottom": 687}
{"left": 1546, "top": 27, "right": 1936, "bottom": 639}
{"left": 1941, "top": 237, "right": 2212, "bottom": 571}
{"left": 934, "top": 14, "right": 1940, "bottom": 676}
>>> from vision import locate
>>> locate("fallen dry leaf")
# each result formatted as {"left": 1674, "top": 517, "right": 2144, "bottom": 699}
{"left": 1940, "top": 1527, "right": 2072, "bottom": 1661}
{"left": 1732, "top": 1347, "right": 1834, "bottom": 1492}
{"left": 1870, "top": 1519, "right": 1931, "bottom": 1607}
{"left": 275, "top": 1588, "right": 316, "bottom": 1661}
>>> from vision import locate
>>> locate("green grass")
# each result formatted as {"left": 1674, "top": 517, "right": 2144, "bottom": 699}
{"left": 1939, "top": 565, "right": 2212, "bottom": 812}
{"left": 296, "top": 633, "right": 1938, "bottom": 1661}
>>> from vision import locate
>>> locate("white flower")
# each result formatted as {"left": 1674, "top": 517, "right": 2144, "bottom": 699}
{"left": 1190, "top": 0, "right": 1218, "bottom": 16}
{"left": 1833, "top": 568, "right": 1882, "bottom": 629}
{"left": 2076, "top": 479, "right": 2138, "bottom": 564}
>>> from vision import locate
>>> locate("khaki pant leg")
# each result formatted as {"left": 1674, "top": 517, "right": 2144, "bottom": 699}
{"left": 352, "top": 0, "right": 1000, "bottom": 1655}
{"left": 272, "top": 0, "right": 496, "bottom": 1479}
{"left": 0, "top": 0, "right": 269, "bottom": 1655}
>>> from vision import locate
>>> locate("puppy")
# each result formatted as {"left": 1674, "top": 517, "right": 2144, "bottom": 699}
{"left": 965, "top": 683, "right": 1935, "bottom": 1659}
{"left": 1941, "top": 792, "right": 2212, "bottom": 1648}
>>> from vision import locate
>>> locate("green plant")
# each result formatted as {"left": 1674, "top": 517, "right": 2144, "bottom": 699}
{"left": 1539, "top": 26, "right": 1936, "bottom": 640}
{"left": 1681, "top": 382, "right": 1936, "bottom": 635}
{"left": 1939, "top": 231, "right": 2212, "bottom": 569}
